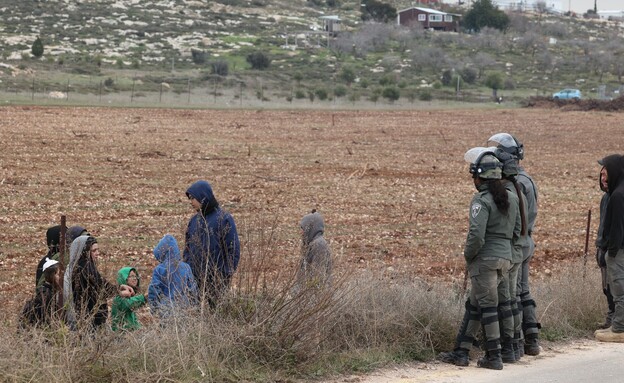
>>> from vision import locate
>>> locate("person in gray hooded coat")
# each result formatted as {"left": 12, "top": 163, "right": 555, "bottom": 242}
{"left": 296, "top": 210, "right": 332, "bottom": 290}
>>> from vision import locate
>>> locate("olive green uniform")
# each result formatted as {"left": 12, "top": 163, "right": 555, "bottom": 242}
{"left": 461, "top": 183, "right": 520, "bottom": 354}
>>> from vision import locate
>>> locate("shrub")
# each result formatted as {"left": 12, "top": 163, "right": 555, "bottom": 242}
{"left": 441, "top": 69, "right": 453, "bottom": 86}
{"left": 379, "top": 74, "right": 395, "bottom": 86}
{"left": 359, "top": 78, "right": 370, "bottom": 89}
{"left": 246, "top": 51, "right": 271, "bottom": 70}
{"left": 191, "top": 49, "right": 208, "bottom": 65}
{"left": 104, "top": 78, "right": 114, "bottom": 87}
{"left": 295, "top": 89, "right": 306, "bottom": 99}
{"left": 31, "top": 36, "right": 44, "bottom": 58}
{"left": 419, "top": 89, "right": 433, "bottom": 101}
{"left": 382, "top": 86, "right": 400, "bottom": 102}
{"left": 315, "top": 88, "right": 328, "bottom": 101}
{"left": 461, "top": 67, "right": 478, "bottom": 84}
{"left": 339, "top": 67, "right": 356, "bottom": 85}
{"left": 210, "top": 60, "right": 229, "bottom": 76}
{"left": 432, "top": 81, "right": 442, "bottom": 89}
{"left": 334, "top": 85, "right": 347, "bottom": 98}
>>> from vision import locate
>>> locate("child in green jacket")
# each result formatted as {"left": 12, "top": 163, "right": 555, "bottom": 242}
{"left": 111, "top": 267, "right": 147, "bottom": 331}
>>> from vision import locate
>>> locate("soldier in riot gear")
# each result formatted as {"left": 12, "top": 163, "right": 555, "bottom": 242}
{"left": 487, "top": 133, "right": 541, "bottom": 356}
{"left": 438, "top": 150, "right": 520, "bottom": 370}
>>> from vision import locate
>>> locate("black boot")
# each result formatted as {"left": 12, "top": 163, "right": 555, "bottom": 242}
{"left": 512, "top": 339, "right": 521, "bottom": 361}
{"left": 501, "top": 339, "right": 516, "bottom": 363}
{"left": 525, "top": 333, "right": 540, "bottom": 356}
{"left": 477, "top": 349, "right": 503, "bottom": 370}
{"left": 438, "top": 348, "right": 469, "bottom": 366}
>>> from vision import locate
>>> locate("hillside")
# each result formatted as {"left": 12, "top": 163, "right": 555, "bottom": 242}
{"left": 1, "top": 0, "right": 624, "bottom": 106}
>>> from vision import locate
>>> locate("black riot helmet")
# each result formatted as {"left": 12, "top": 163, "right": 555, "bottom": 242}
{"left": 487, "top": 133, "right": 524, "bottom": 160}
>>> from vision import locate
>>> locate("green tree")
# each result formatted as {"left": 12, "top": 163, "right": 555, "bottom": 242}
{"left": 361, "top": 0, "right": 397, "bottom": 23}
{"left": 484, "top": 72, "right": 504, "bottom": 100}
{"left": 31, "top": 36, "right": 44, "bottom": 58}
{"left": 463, "top": 0, "right": 510, "bottom": 32}
{"left": 339, "top": 67, "right": 356, "bottom": 86}
{"left": 382, "top": 86, "right": 400, "bottom": 103}
{"left": 334, "top": 85, "right": 347, "bottom": 98}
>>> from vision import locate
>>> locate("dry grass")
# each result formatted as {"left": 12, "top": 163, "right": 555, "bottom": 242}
{"left": 0, "top": 263, "right": 605, "bottom": 382}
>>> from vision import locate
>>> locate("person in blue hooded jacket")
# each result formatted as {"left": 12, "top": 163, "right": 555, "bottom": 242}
{"left": 184, "top": 180, "right": 240, "bottom": 308}
{"left": 148, "top": 234, "right": 198, "bottom": 317}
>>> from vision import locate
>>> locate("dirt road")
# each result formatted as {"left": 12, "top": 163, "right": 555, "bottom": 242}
{"left": 330, "top": 340, "right": 624, "bottom": 383}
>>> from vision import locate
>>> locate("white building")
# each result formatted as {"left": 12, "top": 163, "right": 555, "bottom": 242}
{"left": 597, "top": 10, "right": 624, "bottom": 20}
{"left": 491, "top": 1, "right": 564, "bottom": 13}
{"left": 442, "top": 1, "right": 564, "bottom": 13}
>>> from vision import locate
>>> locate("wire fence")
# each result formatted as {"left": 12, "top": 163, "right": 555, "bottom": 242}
{"left": 0, "top": 73, "right": 505, "bottom": 109}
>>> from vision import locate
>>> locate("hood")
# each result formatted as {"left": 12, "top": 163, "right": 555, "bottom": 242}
{"left": 66, "top": 226, "right": 88, "bottom": 247}
{"left": 154, "top": 234, "right": 181, "bottom": 263}
{"left": 601, "top": 154, "right": 624, "bottom": 194}
{"left": 301, "top": 212, "right": 325, "bottom": 244}
{"left": 46, "top": 225, "right": 61, "bottom": 253}
{"left": 117, "top": 266, "right": 139, "bottom": 286}
{"left": 186, "top": 180, "right": 219, "bottom": 216}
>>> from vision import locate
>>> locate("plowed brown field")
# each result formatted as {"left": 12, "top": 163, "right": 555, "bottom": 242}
{"left": 1, "top": 106, "right": 622, "bottom": 318}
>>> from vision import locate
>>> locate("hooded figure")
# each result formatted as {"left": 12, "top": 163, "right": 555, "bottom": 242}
{"left": 184, "top": 180, "right": 240, "bottom": 308}
{"left": 111, "top": 267, "right": 146, "bottom": 331}
{"left": 149, "top": 234, "right": 198, "bottom": 317}
{"left": 21, "top": 258, "right": 61, "bottom": 329}
{"left": 63, "top": 236, "right": 115, "bottom": 330}
{"left": 297, "top": 211, "right": 332, "bottom": 289}
{"left": 596, "top": 154, "right": 624, "bottom": 342}
{"left": 35, "top": 225, "right": 61, "bottom": 288}
{"left": 36, "top": 225, "right": 89, "bottom": 288}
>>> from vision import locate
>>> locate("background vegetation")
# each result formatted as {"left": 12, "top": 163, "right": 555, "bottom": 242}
{"left": 2, "top": 0, "right": 624, "bottom": 106}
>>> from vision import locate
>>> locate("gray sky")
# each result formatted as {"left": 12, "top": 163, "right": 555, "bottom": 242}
{"left": 569, "top": 0, "right": 622, "bottom": 13}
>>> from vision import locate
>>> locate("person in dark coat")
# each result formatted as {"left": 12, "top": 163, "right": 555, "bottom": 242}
{"left": 21, "top": 258, "right": 62, "bottom": 329}
{"left": 35, "top": 225, "right": 89, "bottom": 288}
{"left": 63, "top": 236, "right": 117, "bottom": 331}
{"left": 596, "top": 154, "right": 624, "bottom": 342}
{"left": 596, "top": 162, "right": 614, "bottom": 329}
{"left": 184, "top": 180, "right": 240, "bottom": 309}
{"left": 35, "top": 226, "right": 61, "bottom": 288}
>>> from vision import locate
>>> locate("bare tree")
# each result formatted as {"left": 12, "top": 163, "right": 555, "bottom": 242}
{"left": 411, "top": 47, "right": 449, "bottom": 73}
{"left": 472, "top": 52, "right": 497, "bottom": 78}
{"left": 508, "top": 11, "right": 530, "bottom": 34}
{"left": 517, "top": 31, "right": 544, "bottom": 57}
{"left": 607, "top": 39, "right": 624, "bottom": 82}
{"left": 472, "top": 27, "right": 504, "bottom": 54}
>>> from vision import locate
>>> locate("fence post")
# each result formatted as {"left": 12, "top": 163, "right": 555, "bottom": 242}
{"left": 159, "top": 83, "right": 163, "bottom": 103}
{"left": 66, "top": 78, "right": 70, "bottom": 102}
{"left": 32, "top": 77, "right": 35, "bottom": 100}
{"left": 213, "top": 79, "right": 217, "bottom": 104}
{"left": 187, "top": 78, "right": 191, "bottom": 104}
{"left": 99, "top": 80, "right": 102, "bottom": 103}
{"left": 131, "top": 78, "right": 135, "bottom": 103}
{"left": 239, "top": 82, "right": 243, "bottom": 107}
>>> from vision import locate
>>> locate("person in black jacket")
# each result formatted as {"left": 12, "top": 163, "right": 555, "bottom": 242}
{"left": 21, "top": 258, "right": 62, "bottom": 328}
{"left": 35, "top": 226, "right": 61, "bottom": 289}
{"left": 595, "top": 162, "right": 614, "bottom": 329}
{"left": 596, "top": 154, "right": 624, "bottom": 342}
